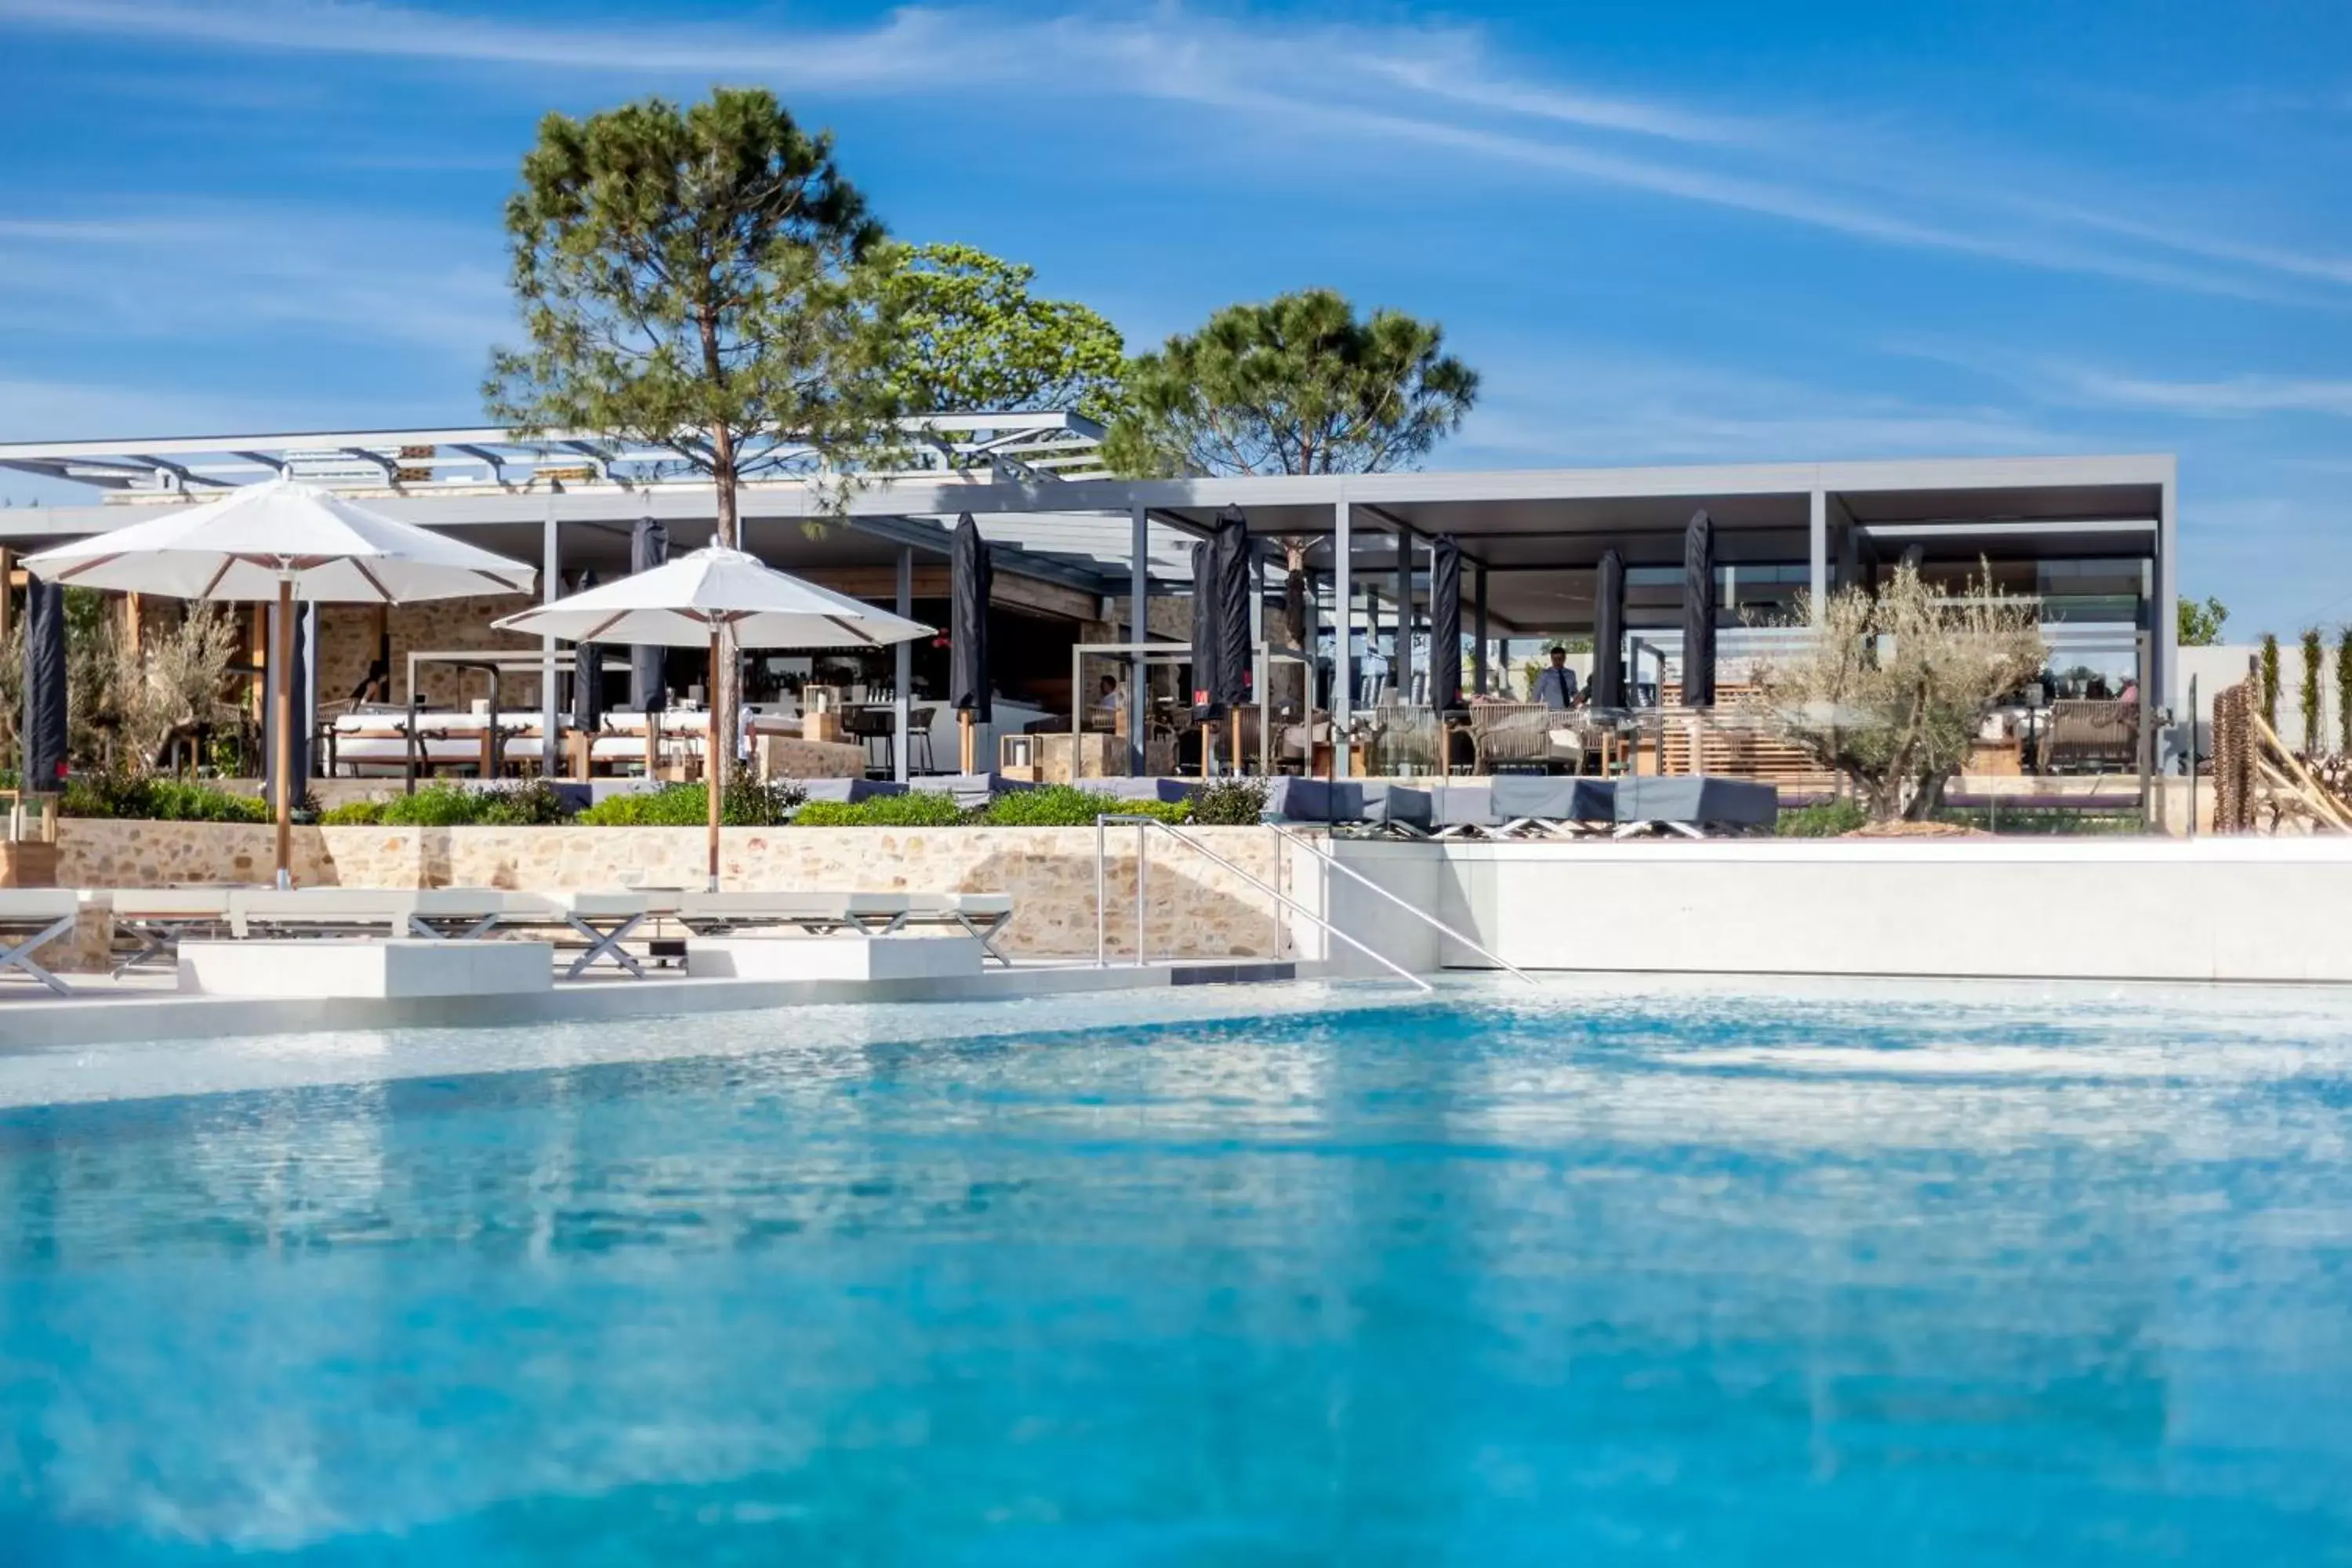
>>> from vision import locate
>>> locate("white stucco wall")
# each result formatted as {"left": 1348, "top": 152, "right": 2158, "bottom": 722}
{"left": 1306, "top": 837, "right": 2352, "bottom": 985}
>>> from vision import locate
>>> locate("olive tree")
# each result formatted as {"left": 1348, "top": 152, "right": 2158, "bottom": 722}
{"left": 1751, "top": 564, "right": 2045, "bottom": 822}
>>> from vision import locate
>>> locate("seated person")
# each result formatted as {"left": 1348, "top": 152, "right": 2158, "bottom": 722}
{"left": 347, "top": 659, "right": 391, "bottom": 706}
{"left": 1087, "top": 673, "right": 1127, "bottom": 733}
{"left": 1532, "top": 646, "right": 1579, "bottom": 710}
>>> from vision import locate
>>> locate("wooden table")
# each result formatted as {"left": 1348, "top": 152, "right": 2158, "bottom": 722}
{"left": 1310, "top": 741, "right": 1370, "bottom": 777}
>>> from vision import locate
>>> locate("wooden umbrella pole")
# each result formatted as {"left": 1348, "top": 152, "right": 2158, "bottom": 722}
{"left": 960, "top": 710, "right": 975, "bottom": 775}
{"left": 706, "top": 627, "right": 722, "bottom": 892}
{"left": 273, "top": 578, "right": 295, "bottom": 889}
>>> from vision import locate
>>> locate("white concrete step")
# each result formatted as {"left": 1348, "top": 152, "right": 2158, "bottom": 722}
{"left": 178, "top": 939, "right": 554, "bottom": 999}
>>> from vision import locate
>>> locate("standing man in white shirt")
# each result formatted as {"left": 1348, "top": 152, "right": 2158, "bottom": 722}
{"left": 1532, "top": 646, "right": 1579, "bottom": 710}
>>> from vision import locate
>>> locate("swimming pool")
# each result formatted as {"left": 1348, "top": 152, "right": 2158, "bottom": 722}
{"left": 3, "top": 980, "right": 2349, "bottom": 1563}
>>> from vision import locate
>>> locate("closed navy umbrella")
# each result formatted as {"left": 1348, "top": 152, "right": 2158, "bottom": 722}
{"left": 627, "top": 518, "right": 668, "bottom": 713}
{"left": 1681, "top": 510, "right": 1716, "bottom": 707}
{"left": 1209, "top": 507, "right": 1254, "bottom": 712}
{"left": 1428, "top": 535, "right": 1463, "bottom": 710}
{"left": 21, "top": 577, "right": 66, "bottom": 791}
{"left": 627, "top": 517, "right": 669, "bottom": 781}
{"left": 571, "top": 571, "right": 604, "bottom": 731}
{"left": 1188, "top": 539, "right": 1221, "bottom": 721}
{"left": 1592, "top": 549, "right": 1626, "bottom": 709}
{"left": 949, "top": 514, "right": 993, "bottom": 772}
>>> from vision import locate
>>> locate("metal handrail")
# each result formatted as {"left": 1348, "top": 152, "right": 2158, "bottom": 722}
{"left": 1094, "top": 815, "right": 1432, "bottom": 993}
{"left": 1268, "top": 826, "right": 1537, "bottom": 984}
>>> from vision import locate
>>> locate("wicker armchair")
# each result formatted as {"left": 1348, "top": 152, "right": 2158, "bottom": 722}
{"left": 2038, "top": 699, "right": 2139, "bottom": 773}
{"left": 1469, "top": 703, "right": 1573, "bottom": 773}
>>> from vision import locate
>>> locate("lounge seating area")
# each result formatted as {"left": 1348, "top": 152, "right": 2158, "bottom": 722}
{"left": 325, "top": 706, "right": 869, "bottom": 782}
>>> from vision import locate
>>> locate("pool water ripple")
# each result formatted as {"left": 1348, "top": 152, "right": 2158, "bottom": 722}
{"left": 1, "top": 985, "right": 2349, "bottom": 1563}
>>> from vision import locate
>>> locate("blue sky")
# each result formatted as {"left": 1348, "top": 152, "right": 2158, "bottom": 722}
{"left": 2, "top": 1, "right": 2349, "bottom": 635}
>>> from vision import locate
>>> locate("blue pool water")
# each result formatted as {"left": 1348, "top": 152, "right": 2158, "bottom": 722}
{"left": 2, "top": 983, "right": 2350, "bottom": 1563}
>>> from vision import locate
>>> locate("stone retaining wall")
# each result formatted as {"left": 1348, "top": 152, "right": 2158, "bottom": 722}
{"left": 56, "top": 821, "right": 1289, "bottom": 961}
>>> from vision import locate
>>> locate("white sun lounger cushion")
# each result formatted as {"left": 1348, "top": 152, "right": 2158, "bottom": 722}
{"left": 108, "top": 888, "right": 238, "bottom": 919}
{"left": 0, "top": 891, "right": 81, "bottom": 922}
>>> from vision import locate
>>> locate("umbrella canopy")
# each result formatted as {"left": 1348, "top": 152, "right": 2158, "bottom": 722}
{"left": 1592, "top": 548, "right": 1626, "bottom": 709}
{"left": 1681, "top": 510, "right": 1716, "bottom": 708}
{"left": 1208, "top": 507, "right": 1254, "bottom": 709}
{"left": 1428, "top": 535, "right": 1463, "bottom": 710}
{"left": 948, "top": 514, "right": 993, "bottom": 724}
{"left": 24, "top": 477, "right": 535, "bottom": 887}
{"left": 627, "top": 517, "right": 669, "bottom": 712}
{"left": 496, "top": 546, "right": 929, "bottom": 893}
{"left": 570, "top": 572, "right": 606, "bottom": 730}
{"left": 492, "top": 547, "right": 930, "bottom": 648}
{"left": 21, "top": 577, "right": 65, "bottom": 791}
{"left": 22, "top": 476, "right": 534, "bottom": 601}
{"left": 1189, "top": 539, "right": 1221, "bottom": 720}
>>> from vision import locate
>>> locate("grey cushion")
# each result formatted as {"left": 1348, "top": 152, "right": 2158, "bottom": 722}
{"left": 795, "top": 778, "right": 909, "bottom": 804}
{"left": 1613, "top": 775, "right": 1777, "bottom": 827}
{"left": 1425, "top": 782, "right": 1499, "bottom": 829}
{"left": 1490, "top": 775, "right": 1615, "bottom": 821}
{"left": 924, "top": 772, "right": 1035, "bottom": 810}
{"left": 1094, "top": 778, "right": 1197, "bottom": 804}
{"left": 1349, "top": 782, "right": 1433, "bottom": 831}
{"left": 1261, "top": 777, "right": 1338, "bottom": 822}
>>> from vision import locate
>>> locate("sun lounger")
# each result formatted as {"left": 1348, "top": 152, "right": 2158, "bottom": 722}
{"left": 0, "top": 890, "right": 81, "bottom": 995}
{"left": 1490, "top": 776, "right": 1617, "bottom": 837}
{"left": 109, "top": 887, "right": 238, "bottom": 975}
{"left": 1425, "top": 782, "right": 1498, "bottom": 837}
{"left": 518, "top": 890, "right": 657, "bottom": 978}
{"left": 1611, "top": 776, "right": 1778, "bottom": 837}
{"left": 670, "top": 891, "right": 1014, "bottom": 965}
{"left": 1257, "top": 779, "right": 1436, "bottom": 835}
{"left": 229, "top": 887, "right": 411, "bottom": 938}
{"left": 903, "top": 892, "right": 1014, "bottom": 962}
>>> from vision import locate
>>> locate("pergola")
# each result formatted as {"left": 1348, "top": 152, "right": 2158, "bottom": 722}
{"left": 0, "top": 431, "right": 2176, "bottom": 780}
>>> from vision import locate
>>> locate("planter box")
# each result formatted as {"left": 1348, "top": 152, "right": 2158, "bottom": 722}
{"left": 0, "top": 841, "right": 59, "bottom": 888}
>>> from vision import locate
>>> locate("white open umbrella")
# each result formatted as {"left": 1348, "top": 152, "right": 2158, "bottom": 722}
{"left": 24, "top": 477, "right": 535, "bottom": 886}
{"left": 493, "top": 545, "right": 928, "bottom": 649}
{"left": 495, "top": 546, "right": 932, "bottom": 889}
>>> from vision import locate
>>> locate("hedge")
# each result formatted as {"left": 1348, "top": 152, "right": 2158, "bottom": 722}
{"left": 792, "top": 791, "right": 969, "bottom": 827}
{"left": 63, "top": 775, "right": 270, "bottom": 823}
{"left": 575, "top": 777, "right": 805, "bottom": 828}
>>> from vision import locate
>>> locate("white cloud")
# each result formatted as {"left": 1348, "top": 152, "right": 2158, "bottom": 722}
{"left": 2055, "top": 369, "right": 2352, "bottom": 420}
{"left": 0, "top": 201, "right": 511, "bottom": 356}
{"left": 3, "top": 0, "right": 2347, "bottom": 305}
{"left": 1446, "top": 354, "right": 2066, "bottom": 469}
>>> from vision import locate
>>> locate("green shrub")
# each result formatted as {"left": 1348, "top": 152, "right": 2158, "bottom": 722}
{"left": 1775, "top": 800, "right": 1866, "bottom": 837}
{"left": 471, "top": 780, "right": 574, "bottom": 827}
{"left": 372, "top": 780, "right": 573, "bottom": 827}
{"left": 575, "top": 775, "right": 807, "bottom": 828}
{"left": 792, "top": 791, "right": 969, "bottom": 827}
{"left": 1189, "top": 778, "right": 1269, "bottom": 826}
{"left": 1929, "top": 805, "right": 2144, "bottom": 836}
{"left": 318, "top": 799, "right": 387, "bottom": 826}
{"left": 974, "top": 784, "right": 1190, "bottom": 827}
{"left": 61, "top": 773, "right": 271, "bottom": 823}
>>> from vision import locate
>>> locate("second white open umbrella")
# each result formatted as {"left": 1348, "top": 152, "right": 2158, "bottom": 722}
{"left": 495, "top": 546, "right": 932, "bottom": 888}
